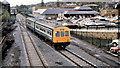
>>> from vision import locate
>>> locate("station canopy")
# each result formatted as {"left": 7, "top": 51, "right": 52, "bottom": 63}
{"left": 83, "top": 4, "right": 99, "bottom": 7}
{"left": 63, "top": 11, "right": 99, "bottom": 15}
{"left": 74, "top": 6, "right": 92, "bottom": 10}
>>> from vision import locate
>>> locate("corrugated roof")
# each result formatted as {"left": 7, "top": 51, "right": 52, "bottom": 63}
{"left": 83, "top": 4, "right": 98, "bottom": 7}
{"left": 42, "top": 9, "right": 73, "bottom": 15}
{"left": 34, "top": 9, "right": 47, "bottom": 14}
{"left": 64, "top": 11, "right": 99, "bottom": 14}
{"left": 74, "top": 6, "right": 92, "bottom": 10}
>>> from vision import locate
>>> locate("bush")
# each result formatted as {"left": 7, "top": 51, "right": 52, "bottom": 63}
{"left": 2, "top": 10, "right": 10, "bottom": 22}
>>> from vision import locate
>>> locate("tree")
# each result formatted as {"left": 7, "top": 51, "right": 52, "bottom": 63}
{"left": 2, "top": 10, "right": 10, "bottom": 22}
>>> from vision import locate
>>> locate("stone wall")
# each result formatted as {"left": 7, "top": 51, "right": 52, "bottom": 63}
{"left": 100, "top": 9, "right": 118, "bottom": 16}
{"left": 74, "top": 31, "right": 117, "bottom": 40}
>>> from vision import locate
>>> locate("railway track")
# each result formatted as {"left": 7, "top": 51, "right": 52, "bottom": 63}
{"left": 57, "top": 49, "right": 97, "bottom": 67}
{"left": 19, "top": 22, "right": 46, "bottom": 67}
{"left": 18, "top": 17, "right": 108, "bottom": 67}
{"left": 21, "top": 22, "right": 100, "bottom": 67}
{"left": 24, "top": 22, "right": 98, "bottom": 67}
{"left": 46, "top": 44, "right": 97, "bottom": 67}
{"left": 66, "top": 48, "right": 97, "bottom": 67}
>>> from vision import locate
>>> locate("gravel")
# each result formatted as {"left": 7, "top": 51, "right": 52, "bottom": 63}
{"left": 2, "top": 44, "right": 21, "bottom": 66}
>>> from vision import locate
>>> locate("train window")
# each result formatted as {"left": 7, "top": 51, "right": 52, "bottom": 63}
{"left": 55, "top": 31, "right": 60, "bottom": 37}
{"left": 47, "top": 31, "right": 49, "bottom": 34}
{"left": 28, "top": 22, "right": 31, "bottom": 24}
{"left": 36, "top": 25, "right": 39, "bottom": 29}
{"left": 61, "top": 31, "right": 64, "bottom": 37}
{"left": 50, "top": 32, "right": 52, "bottom": 35}
{"left": 44, "top": 29, "right": 46, "bottom": 32}
{"left": 65, "top": 31, "right": 69, "bottom": 36}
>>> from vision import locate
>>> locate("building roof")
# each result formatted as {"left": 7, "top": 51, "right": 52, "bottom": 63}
{"left": 42, "top": 9, "right": 73, "bottom": 15}
{"left": 83, "top": 4, "right": 99, "bottom": 7}
{"left": 61, "top": 4, "right": 78, "bottom": 8}
{"left": 64, "top": 11, "right": 99, "bottom": 15}
{"left": 61, "top": 0, "right": 113, "bottom": 2}
{"left": 74, "top": 6, "right": 92, "bottom": 10}
{"left": 34, "top": 9, "right": 47, "bottom": 14}
{"left": 2, "top": 0, "right": 10, "bottom": 5}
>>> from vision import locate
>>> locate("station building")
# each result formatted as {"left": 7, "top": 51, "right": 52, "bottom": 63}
{"left": 33, "top": 6, "right": 99, "bottom": 19}
{"left": 63, "top": 6, "right": 99, "bottom": 18}
{"left": 2, "top": 0, "right": 10, "bottom": 14}
{"left": 0, "top": 0, "right": 10, "bottom": 40}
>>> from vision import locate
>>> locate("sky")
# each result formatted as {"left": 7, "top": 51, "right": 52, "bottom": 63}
{"left": 0, "top": 0, "right": 120, "bottom": 7}
{"left": 0, "top": 0, "right": 59, "bottom": 6}
{"left": 62, "top": 0, "right": 120, "bottom": 2}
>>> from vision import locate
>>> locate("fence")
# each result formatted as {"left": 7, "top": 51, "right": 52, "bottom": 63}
{"left": 71, "top": 30, "right": 117, "bottom": 50}
{"left": 79, "top": 26, "right": 118, "bottom": 30}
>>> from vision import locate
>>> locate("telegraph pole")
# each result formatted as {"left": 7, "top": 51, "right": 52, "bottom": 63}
{"left": 115, "top": 1, "right": 120, "bottom": 64}
{"left": 41, "top": 0, "right": 44, "bottom": 7}
{"left": 57, "top": 0, "right": 60, "bottom": 7}
{"left": 116, "top": 2, "right": 120, "bottom": 39}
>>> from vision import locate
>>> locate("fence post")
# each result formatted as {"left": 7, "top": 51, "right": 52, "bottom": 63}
{"left": 81, "top": 31, "right": 82, "bottom": 39}
{"left": 92, "top": 32, "right": 93, "bottom": 45}
{"left": 76, "top": 28, "right": 77, "bottom": 34}
{"left": 81, "top": 31, "right": 82, "bottom": 40}
{"left": 86, "top": 31, "right": 88, "bottom": 42}
{"left": 106, "top": 35, "right": 109, "bottom": 44}
{"left": 99, "top": 35, "right": 101, "bottom": 48}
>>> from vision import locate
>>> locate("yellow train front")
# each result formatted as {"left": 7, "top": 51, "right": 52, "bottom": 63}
{"left": 26, "top": 17, "right": 70, "bottom": 49}
{"left": 53, "top": 27, "right": 70, "bottom": 48}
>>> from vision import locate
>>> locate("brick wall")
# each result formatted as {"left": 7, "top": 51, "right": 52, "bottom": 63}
{"left": 75, "top": 31, "right": 117, "bottom": 40}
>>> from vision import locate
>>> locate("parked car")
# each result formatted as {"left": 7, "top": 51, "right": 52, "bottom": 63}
{"left": 47, "top": 17, "right": 52, "bottom": 20}
{"left": 111, "top": 39, "right": 119, "bottom": 46}
{"left": 110, "top": 45, "right": 120, "bottom": 53}
{"left": 117, "top": 50, "right": 120, "bottom": 56}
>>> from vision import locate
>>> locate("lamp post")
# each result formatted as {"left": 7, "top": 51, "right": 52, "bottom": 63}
{"left": 115, "top": 1, "right": 120, "bottom": 39}
{"left": 115, "top": 1, "right": 120, "bottom": 63}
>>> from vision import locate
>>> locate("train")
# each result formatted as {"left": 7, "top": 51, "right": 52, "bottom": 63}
{"left": 26, "top": 17, "right": 71, "bottom": 49}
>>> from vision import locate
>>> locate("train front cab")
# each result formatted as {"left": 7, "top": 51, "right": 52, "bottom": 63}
{"left": 53, "top": 27, "right": 70, "bottom": 48}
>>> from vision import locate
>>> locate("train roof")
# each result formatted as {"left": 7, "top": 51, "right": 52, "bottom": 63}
{"left": 27, "top": 17, "right": 64, "bottom": 29}
{"left": 37, "top": 19, "right": 64, "bottom": 29}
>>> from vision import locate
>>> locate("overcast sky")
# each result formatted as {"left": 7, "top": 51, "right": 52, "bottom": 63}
{"left": 0, "top": 0, "right": 60, "bottom": 6}
{"left": 0, "top": 0, "right": 120, "bottom": 7}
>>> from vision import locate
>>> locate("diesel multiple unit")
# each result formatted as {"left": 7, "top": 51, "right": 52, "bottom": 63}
{"left": 26, "top": 17, "right": 70, "bottom": 48}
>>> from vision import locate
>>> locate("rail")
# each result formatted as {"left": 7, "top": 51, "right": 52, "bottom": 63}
{"left": 19, "top": 22, "right": 46, "bottom": 67}
{"left": 0, "top": 36, "right": 6, "bottom": 49}
{"left": 47, "top": 44, "right": 97, "bottom": 67}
